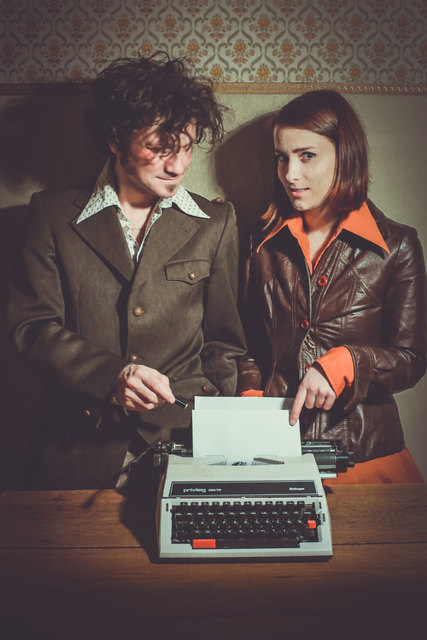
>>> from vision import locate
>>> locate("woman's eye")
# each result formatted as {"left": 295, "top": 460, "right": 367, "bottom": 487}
{"left": 302, "top": 151, "right": 316, "bottom": 160}
{"left": 275, "top": 154, "right": 288, "bottom": 163}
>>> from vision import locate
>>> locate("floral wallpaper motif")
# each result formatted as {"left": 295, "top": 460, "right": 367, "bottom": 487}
{"left": 0, "top": 0, "right": 425, "bottom": 93}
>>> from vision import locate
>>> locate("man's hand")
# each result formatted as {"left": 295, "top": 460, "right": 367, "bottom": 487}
{"left": 113, "top": 364, "right": 175, "bottom": 412}
{"left": 289, "top": 366, "right": 336, "bottom": 426}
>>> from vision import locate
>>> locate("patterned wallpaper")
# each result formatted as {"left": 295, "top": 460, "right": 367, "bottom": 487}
{"left": 0, "top": 0, "right": 426, "bottom": 94}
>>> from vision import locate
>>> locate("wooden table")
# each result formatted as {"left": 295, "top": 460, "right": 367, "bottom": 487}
{"left": 1, "top": 484, "right": 426, "bottom": 640}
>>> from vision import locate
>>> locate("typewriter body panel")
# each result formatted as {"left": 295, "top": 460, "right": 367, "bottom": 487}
{"left": 157, "top": 453, "right": 332, "bottom": 560}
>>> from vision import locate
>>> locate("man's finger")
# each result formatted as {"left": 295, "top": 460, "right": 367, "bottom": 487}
{"left": 127, "top": 381, "right": 159, "bottom": 405}
{"left": 132, "top": 369, "right": 175, "bottom": 404}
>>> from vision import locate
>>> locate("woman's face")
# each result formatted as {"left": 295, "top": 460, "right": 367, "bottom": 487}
{"left": 273, "top": 126, "right": 337, "bottom": 216}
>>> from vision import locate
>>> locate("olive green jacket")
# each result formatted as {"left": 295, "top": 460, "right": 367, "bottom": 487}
{"left": 8, "top": 185, "right": 246, "bottom": 488}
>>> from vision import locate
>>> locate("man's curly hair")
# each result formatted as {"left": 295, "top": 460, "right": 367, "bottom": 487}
{"left": 85, "top": 52, "right": 226, "bottom": 156}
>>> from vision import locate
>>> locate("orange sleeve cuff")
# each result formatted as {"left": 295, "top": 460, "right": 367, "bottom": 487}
{"left": 315, "top": 346, "right": 354, "bottom": 397}
{"left": 240, "top": 390, "right": 264, "bottom": 397}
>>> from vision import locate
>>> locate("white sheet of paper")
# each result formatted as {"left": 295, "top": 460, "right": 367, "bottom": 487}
{"left": 192, "top": 396, "right": 301, "bottom": 464}
{"left": 194, "top": 396, "right": 292, "bottom": 411}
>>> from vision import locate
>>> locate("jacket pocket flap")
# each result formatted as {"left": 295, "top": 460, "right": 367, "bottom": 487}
{"left": 165, "top": 259, "right": 211, "bottom": 284}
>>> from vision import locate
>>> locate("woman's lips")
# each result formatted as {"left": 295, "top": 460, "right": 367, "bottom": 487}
{"left": 289, "top": 187, "right": 308, "bottom": 197}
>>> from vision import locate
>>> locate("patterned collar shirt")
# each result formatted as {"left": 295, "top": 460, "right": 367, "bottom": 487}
{"left": 77, "top": 160, "right": 209, "bottom": 261}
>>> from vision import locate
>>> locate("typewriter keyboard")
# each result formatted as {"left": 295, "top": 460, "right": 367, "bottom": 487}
{"left": 171, "top": 500, "right": 320, "bottom": 549}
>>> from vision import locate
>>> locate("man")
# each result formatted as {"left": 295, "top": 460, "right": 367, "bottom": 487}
{"left": 8, "top": 53, "right": 246, "bottom": 490}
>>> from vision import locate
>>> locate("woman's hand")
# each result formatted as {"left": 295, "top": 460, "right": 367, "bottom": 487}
{"left": 289, "top": 366, "right": 336, "bottom": 425}
{"left": 113, "top": 364, "right": 175, "bottom": 412}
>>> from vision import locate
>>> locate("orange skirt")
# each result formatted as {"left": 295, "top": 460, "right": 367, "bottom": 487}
{"left": 323, "top": 447, "right": 424, "bottom": 485}
{"left": 240, "top": 391, "right": 424, "bottom": 484}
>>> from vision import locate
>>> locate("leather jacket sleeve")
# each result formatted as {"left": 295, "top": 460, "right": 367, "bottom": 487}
{"left": 343, "top": 225, "right": 427, "bottom": 411}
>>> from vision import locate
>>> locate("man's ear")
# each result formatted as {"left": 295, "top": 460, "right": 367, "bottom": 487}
{"left": 107, "top": 139, "right": 118, "bottom": 155}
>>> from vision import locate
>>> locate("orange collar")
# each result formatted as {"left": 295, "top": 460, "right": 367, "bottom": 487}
{"left": 257, "top": 202, "right": 390, "bottom": 273}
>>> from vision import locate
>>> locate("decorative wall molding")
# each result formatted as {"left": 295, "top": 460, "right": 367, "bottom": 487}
{"left": 1, "top": 81, "right": 426, "bottom": 96}
{"left": 0, "top": 0, "right": 426, "bottom": 95}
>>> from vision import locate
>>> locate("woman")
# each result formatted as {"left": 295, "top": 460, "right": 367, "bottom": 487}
{"left": 238, "top": 90, "right": 427, "bottom": 483}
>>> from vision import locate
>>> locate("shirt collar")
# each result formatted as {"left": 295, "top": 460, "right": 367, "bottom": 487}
{"left": 76, "top": 160, "right": 209, "bottom": 223}
{"left": 340, "top": 202, "right": 390, "bottom": 253}
{"left": 257, "top": 202, "right": 390, "bottom": 256}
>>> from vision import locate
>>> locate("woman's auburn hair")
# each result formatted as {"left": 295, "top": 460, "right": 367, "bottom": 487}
{"left": 262, "top": 89, "right": 369, "bottom": 230}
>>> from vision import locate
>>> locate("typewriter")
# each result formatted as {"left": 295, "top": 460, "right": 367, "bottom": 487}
{"left": 155, "top": 397, "right": 353, "bottom": 560}
{"left": 157, "top": 451, "right": 333, "bottom": 560}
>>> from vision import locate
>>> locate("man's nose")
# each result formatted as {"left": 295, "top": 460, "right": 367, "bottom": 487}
{"left": 164, "top": 148, "right": 186, "bottom": 175}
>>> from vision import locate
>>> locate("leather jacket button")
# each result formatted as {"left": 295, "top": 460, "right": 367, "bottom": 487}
{"left": 133, "top": 306, "right": 144, "bottom": 316}
{"left": 201, "top": 384, "right": 208, "bottom": 392}
{"left": 300, "top": 318, "right": 310, "bottom": 330}
{"left": 83, "top": 408, "right": 92, "bottom": 417}
{"left": 128, "top": 354, "right": 139, "bottom": 363}
{"left": 188, "top": 272, "right": 196, "bottom": 281}
{"left": 317, "top": 275, "right": 328, "bottom": 287}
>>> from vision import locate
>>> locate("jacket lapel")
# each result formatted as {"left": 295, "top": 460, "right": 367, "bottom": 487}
{"left": 134, "top": 207, "right": 200, "bottom": 286}
{"left": 70, "top": 193, "right": 135, "bottom": 282}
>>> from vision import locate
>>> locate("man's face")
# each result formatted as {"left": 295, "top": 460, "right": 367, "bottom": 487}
{"left": 110, "top": 123, "right": 195, "bottom": 205}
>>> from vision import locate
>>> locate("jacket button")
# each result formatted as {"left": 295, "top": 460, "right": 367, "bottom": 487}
{"left": 133, "top": 306, "right": 144, "bottom": 316}
{"left": 188, "top": 272, "right": 196, "bottom": 280}
{"left": 317, "top": 275, "right": 328, "bottom": 287}
{"left": 83, "top": 408, "right": 92, "bottom": 417}
{"left": 128, "top": 354, "right": 139, "bottom": 363}
{"left": 201, "top": 384, "right": 208, "bottom": 392}
{"left": 300, "top": 318, "right": 310, "bottom": 330}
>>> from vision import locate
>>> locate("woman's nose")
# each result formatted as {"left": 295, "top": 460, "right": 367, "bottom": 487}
{"left": 285, "top": 157, "right": 300, "bottom": 182}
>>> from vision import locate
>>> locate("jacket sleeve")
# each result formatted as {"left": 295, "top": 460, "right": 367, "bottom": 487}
{"left": 343, "top": 226, "right": 427, "bottom": 411}
{"left": 7, "top": 193, "right": 127, "bottom": 404}
{"left": 236, "top": 232, "right": 265, "bottom": 394}
{"left": 199, "top": 202, "right": 247, "bottom": 396}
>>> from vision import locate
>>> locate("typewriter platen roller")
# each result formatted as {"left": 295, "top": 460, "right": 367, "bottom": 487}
{"left": 301, "top": 440, "right": 355, "bottom": 478}
{"left": 149, "top": 439, "right": 355, "bottom": 479}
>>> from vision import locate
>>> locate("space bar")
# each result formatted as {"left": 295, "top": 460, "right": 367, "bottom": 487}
{"left": 216, "top": 538, "right": 300, "bottom": 549}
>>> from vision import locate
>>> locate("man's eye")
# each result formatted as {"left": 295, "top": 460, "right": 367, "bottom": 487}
{"left": 146, "top": 146, "right": 170, "bottom": 157}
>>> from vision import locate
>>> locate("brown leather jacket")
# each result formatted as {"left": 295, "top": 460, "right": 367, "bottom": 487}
{"left": 238, "top": 201, "right": 427, "bottom": 462}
